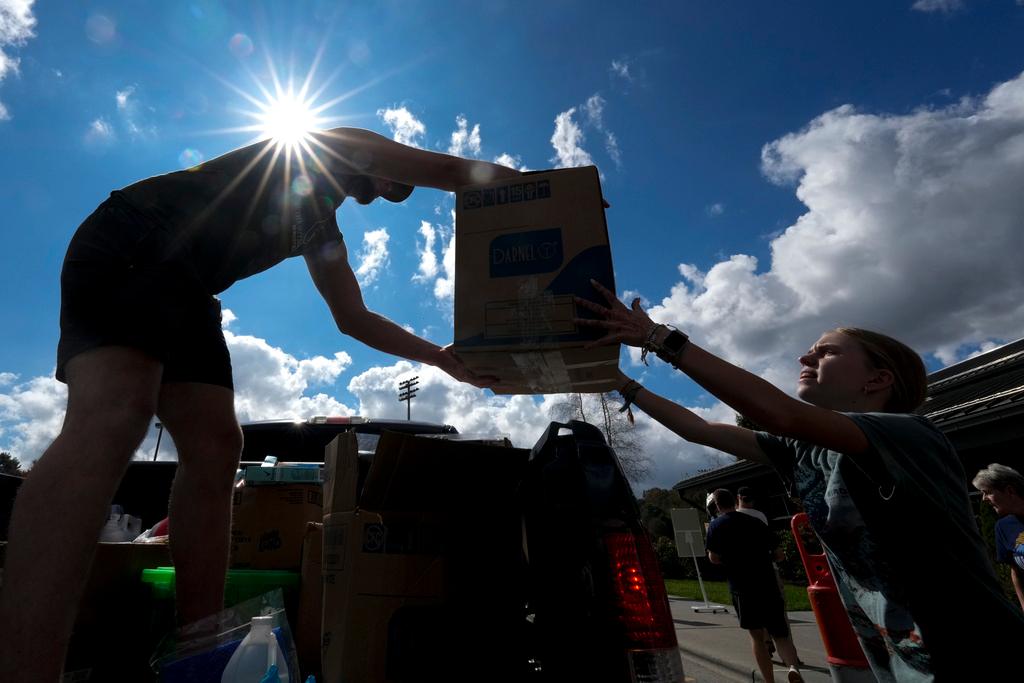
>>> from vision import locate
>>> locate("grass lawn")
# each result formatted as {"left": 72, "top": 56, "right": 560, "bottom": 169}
{"left": 664, "top": 579, "right": 812, "bottom": 612}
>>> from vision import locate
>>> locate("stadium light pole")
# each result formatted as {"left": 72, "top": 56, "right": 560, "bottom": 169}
{"left": 398, "top": 376, "right": 419, "bottom": 420}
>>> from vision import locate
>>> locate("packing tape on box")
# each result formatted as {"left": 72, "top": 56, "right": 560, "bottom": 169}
{"left": 511, "top": 351, "right": 571, "bottom": 392}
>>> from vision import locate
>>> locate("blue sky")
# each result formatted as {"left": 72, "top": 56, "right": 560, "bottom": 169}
{"left": 2, "top": 0, "right": 1023, "bottom": 490}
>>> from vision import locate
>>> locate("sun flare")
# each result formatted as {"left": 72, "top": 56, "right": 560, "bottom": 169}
{"left": 258, "top": 91, "right": 319, "bottom": 147}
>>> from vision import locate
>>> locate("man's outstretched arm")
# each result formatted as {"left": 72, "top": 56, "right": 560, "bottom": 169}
{"left": 311, "top": 127, "right": 521, "bottom": 191}
{"left": 305, "top": 239, "right": 490, "bottom": 388}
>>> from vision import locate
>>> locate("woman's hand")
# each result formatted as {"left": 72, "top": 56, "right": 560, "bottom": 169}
{"left": 575, "top": 279, "right": 658, "bottom": 348}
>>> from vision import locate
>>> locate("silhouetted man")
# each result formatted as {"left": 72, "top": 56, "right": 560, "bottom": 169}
{"left": 0, "top": 127, "right": 521, "bottom": 682}
{"left": 706, "top": 488, "right": 803, "bottom": 683}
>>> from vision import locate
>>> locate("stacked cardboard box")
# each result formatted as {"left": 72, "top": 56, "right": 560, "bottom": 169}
{"left": 230, "top": 482, "right": 323, "bottom": 570}
{"left": 296, "top": 522, "right": 323, "bottom": 682}
{"left": 320, "top": 431, "right": 529, "bottom": 682}
{"left": 453, "top": 166, "right": 620, "bottom": 394}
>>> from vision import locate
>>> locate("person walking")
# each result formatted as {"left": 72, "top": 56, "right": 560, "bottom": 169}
{"left": 736, "top": 486, "right": 769, "bottom": 525}
{"left": 576, "top": 279, "right": 1024, "bottom": 681}
{"left": 0, "top": 127, "right": 520, "bottom": 682}
{"left": 705, "top": 488, "right": 804, "bottom": 683}
{"left": 734, "top": 485, "right": 788, "bottom": 661}
{"left": 973, "top": 463, "right": 1024, "bottom": 612}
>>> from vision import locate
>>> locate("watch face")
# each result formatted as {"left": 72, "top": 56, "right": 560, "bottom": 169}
{"left": 664, "top": 330, "right": 687, "bottom": 353}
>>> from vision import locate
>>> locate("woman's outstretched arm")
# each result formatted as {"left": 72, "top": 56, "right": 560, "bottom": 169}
{"left": 615, "top": 370, "right": 769, "bottom": 463}
{"left": 580, "top": 280, "right": 870, "bottom": 454}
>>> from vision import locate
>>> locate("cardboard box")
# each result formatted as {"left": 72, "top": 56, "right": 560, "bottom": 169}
{"left": 453, "top": 166, "right": 620, "bottom": 394}
{"left": 297, "top": 522, "right": 323, "bottom": 681}
{"left": 320, "top": 432, "right": 529, "bottom": 682}
{"left": 230, "top": 483, "right": 323, "bottom": 569}
{"left": 321, "top": 510, "right": 451, "bottom": 683}
{"left": 323, "top": 431, "right": 359, "bottom": 515}
{"left": 67, "top": 542, "right": 172, "bottom": 682}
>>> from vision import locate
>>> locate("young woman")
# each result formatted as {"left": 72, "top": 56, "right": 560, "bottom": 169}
{"left": 577, "top": 280, "right": 1023, "bottom": 682}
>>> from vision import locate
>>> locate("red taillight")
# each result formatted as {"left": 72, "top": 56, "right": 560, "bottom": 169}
{"left": 605, "top": 530, "right": 677, "bottom": 649}
{"left": 605, "top": 530, "right": 685, "bottom": 682}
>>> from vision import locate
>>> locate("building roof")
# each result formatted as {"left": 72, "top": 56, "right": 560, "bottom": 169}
{"left": 917, "top": 338, "right": 1024, "bottom": 431}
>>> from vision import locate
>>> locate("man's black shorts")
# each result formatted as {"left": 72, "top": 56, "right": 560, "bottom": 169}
{"left": 731, "top": 589, "right": 789, "bottom": 638}
{"left": 56, "top": 192, "right": 233, "bottom": 389}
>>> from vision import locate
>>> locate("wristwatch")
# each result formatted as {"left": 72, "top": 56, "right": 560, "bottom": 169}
{"left": 659, "top": 329, "right": 689, "bottom": 360}
{"left": 662, "top": 329, "right": 689, "bottom": 354}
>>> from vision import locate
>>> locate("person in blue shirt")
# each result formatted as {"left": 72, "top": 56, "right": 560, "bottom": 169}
{"left": 705, "top": 488, "right": 804, "bottom": 683}
{"left": 973, "top": 463, "right": 1024, "bottom": 612}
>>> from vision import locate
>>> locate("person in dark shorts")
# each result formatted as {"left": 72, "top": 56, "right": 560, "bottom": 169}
{"left": 705, "top": 489, "right": 804, "bottom": 683}
{"left": 0, "top": 127, "right": 521, "bottom": 682}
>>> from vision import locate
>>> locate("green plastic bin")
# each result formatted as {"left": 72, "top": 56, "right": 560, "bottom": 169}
{"left": 141, "top": 566, "right": 300, "bottom": 606}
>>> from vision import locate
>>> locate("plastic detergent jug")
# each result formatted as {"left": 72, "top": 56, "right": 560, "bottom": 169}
{"left": 220, "top": 616, "right": 289, "bottom": 683}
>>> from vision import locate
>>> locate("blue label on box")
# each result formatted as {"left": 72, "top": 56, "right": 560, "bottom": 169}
{"left": 489, "top": 228, "right": 563, "bottom": 277}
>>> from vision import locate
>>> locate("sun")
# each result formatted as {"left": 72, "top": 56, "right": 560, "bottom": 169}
{"left": 257, "top": 89, "right": 319, "bottom": 147}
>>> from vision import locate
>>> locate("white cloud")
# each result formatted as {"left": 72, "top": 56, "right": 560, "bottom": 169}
{"left": 0, "top": 374, "right": 66, "bottom": 466}
{"left": 637, "top": 71, "right": 1024, "bottom": 387}
{"left": 911, "top": 0, "right": 963, "bottom": 12}
{"left": 411, "top": 211, "right": 457, "bottom": 310}
{"left": 413, "top": 220, "right": 439, "bottom": 281}
{"left": 0, "top": 50, "right": 16, "bottom": 81}
{"left": 584, "top": 94, "right": 605, "bottom": 127}
{"left": 0, "top": 319, "right": 359, "bottom": 466}
{"left": 354, "top": 228, "right": 390, "bottom": 286}
{"left": 579, "top": 94, "right": 621, "bottom": 168}
{"left": 84, "top": 117, "right": 115, "bottom": 144}
{"left": 0, "top": 0, "right": 37, "bottom": 120}
{"left": 377, "top": 106, "right": 425, "bottom": 147}
{"left": 0, "top": 0, "right": 35, "bottom": 60}
{"left": 605, "top": 131, "right": 621, "bottom": 167}
{"left": 550, "top": 107, "right": 594, "bottom": 168}
{"left": 110, "top": 84, "right": 156, "bottom": 140}
{"left": 0, "top": 333, "right": 726, "bottom": 489}
{"left": 116, "top": 85, "right": 134, "bottom": 110}
{"left": 222, "top": 331, "right": 355, "bottom": 424}
{"left": 610, "top": 59, "right": 633, "bottom": 82}
{"left": 435, "top": 229, "right": 456, "bottom": 302}
{"left": 493, "top": 152, "right": 530, "bottom": 171}
{"left": 706, "top": 202, "right": 725, "bottom": 217}
{"left": 346, "top": 359, "right": 732, "bottom": 491}
{"left": 447, "top": 114, "right": 481, "bottom": 157}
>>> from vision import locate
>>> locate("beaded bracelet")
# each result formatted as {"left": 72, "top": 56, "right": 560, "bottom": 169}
{"left": 639, "top": 324, "right": 666, "bottom": 366}
{"left": 617, "top": 379, "right": 643, "bottom": 424}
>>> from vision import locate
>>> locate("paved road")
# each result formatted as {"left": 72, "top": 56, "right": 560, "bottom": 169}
{"left": 670, "top": 596, "right": 854, "bottom": 682}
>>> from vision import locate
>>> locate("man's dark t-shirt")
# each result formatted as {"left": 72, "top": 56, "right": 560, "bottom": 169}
{"left": 118, "top": 137, "right": 366, "bottom": 294}
{"left": 704, "top": 510, "right": 778, "bottom": 595}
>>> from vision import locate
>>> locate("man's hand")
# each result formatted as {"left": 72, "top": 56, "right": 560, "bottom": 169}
{"left": 575, "top": 279, "right": 659, "bottom": 349}
{"left": 434, "top": 345, "right": 497, "bottom": 389}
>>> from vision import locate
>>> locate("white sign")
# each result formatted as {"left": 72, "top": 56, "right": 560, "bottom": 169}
{"left": 670, "top": 508, "right": 705, "bottom": 558}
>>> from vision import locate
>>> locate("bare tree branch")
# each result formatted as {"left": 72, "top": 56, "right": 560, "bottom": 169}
{"left": 548, "top": 393, "right": 652, "bottom": 483}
